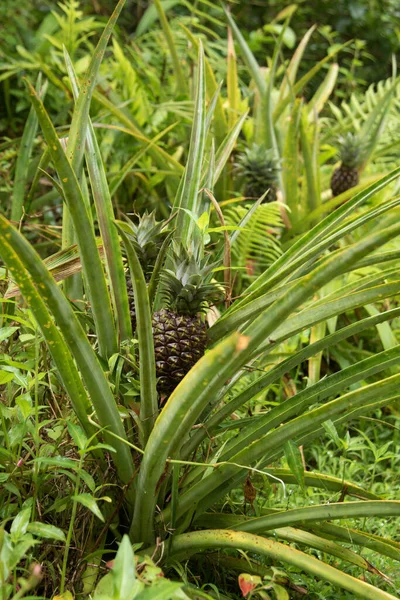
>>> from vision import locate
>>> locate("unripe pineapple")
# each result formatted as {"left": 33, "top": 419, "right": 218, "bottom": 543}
{"left": 153, "top": 252, "right": 223, "bottom": 394}
{"left": 236, "top": 144, "right": 281, "bottom": 202}
{"left": 124, "top": 211, "right": 168, "bottom": 332}
{"left": 330, "top": 133, "right": 363, "bottom": 197}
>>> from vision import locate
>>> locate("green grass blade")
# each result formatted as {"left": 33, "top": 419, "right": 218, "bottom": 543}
{"left": 152, "top": 0, "right": 187, "bottom": 95}
{"left": 109, "top": 122, "right": 179, "bottom": 196}
{"left": 64, "top": 48, "right": 131, "bottom": 343}
{"left": 11, "top": 75, "right": 46, "bottom": 223}
{"left": 117, "top": 223, "right": 158, "bottom": 444}
{"left": 227, "top": 26, "right": 240, "bottom": 131}
{"left": 136, "top": 0, "right": 181, "bottom": 36}
{"left": 262, "top": 16, "right": 291, "bottom": 154}
{"left": 25, "top": 80, "right": 117, "bottom": 359}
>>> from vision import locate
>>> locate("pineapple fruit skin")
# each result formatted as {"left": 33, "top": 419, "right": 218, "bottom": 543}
{"left": 330, "top": 165, "right": 359, "bottom": 197}
{"left": 152, "top": 309, "right": 207, "bottom": 393}
{"left": 126, "top": 277, "right": 136, "bottom": 331}
{"left": 330, "top": 133, "right": 362, "bottom": 197}
{"left": 244, "top": 181, "right": 278, "bottom": 203}
{"left": 237, "top": 144, "right": 280, "bottom": 203}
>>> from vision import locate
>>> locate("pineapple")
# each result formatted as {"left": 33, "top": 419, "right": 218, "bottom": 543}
{"left": 153, "top": 251, "right": 222, "bottom": 394}
{"left": 124, "top": 211, "right": 168, "bottom": 331}
{"left": 330, "top": 133, "right": 363, "bottom": 197}
{"left": 236, "top": 144, "right": 281, "bottom": 202}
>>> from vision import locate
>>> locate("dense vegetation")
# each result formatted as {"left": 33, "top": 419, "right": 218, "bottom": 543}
{"left": 1, "top": 1, "right": 400, "bottom": 599}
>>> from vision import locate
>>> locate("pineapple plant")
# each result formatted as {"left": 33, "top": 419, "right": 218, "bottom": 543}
{"left": 236, "top": 143, "right": 281, "bottom": 202}
{"left": 123, "top": 211, "right": 168, "bottom": 331}
{"left": 330, "top": 132, "right": 364, "bottom": 197}
{"left": 152, "top": 250, "right": 223, "bottom": 394}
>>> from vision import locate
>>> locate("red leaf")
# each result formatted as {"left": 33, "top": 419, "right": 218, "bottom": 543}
{"left": 238, "top": 573, "right": 261, "bottom": 597}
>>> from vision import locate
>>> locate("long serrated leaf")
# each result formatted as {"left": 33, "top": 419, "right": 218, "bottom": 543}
{"left": 184, "top": 307, "right": 400, "bottom": 458}
{"left": 11, "top": 75, "right": 47, "bottom": 222}
{"left": 66, "top": 0, "right": 127, "bottom": 171}
{"left": 282, "top": 98, "right": 302, "bottom": 222}
{"left": 25, "top": 80, "right": 117, "bottom": 359}
{"left": 117, "top": 222, "right": 158, "bottom": 443}
{"left": 233, "top": 501, "right": 400, "bottom": 533}
{"left": 174, "top": 43, "right": 206, "bottom": 246}
{"left": 307, "top": 63, "right": 339, "bottom": 118}
{"left": 277, "top": 24, "right": 316, "bottom": 107}
{"left": 213, "top": 111, "right": 248, "bottom": 186}
{"left": 164, "top": 529, "right": 399, "bottom": 600}
{"left": 222, "top": 6, "right": 266, "bottom": 96}
{"left": 64, "top": 48, "right": 131, "bottom": 343}
{"left": 181, "top": 25, "right": 227, "bottom": 145}
{"left": 273, "top": 41, "right": 352, "bottom": 122}
{"left": 152, "top": 0, "right": 187, "bottom": 95}
{"left": 227, "top": 165, "right": 400, "bottom": 313}
{"left": 131, "top": 332, "right": 245, "bottom": 545}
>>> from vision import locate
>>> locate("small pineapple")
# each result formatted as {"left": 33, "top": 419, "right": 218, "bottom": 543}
{"left": 153, "top": 251, "right": 222, "bottom": 394}
{"left": 236, "top": 144, "right": 281, "bottom": 202}
{"left": 124, "top": 211, "right": 168, "bottom": 331}
{"left": 330, "top": 133, "right": 363, "bottom": 197}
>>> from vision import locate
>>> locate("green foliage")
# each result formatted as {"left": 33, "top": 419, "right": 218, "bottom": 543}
{"left": 1, "top": 2, "right": 400, "bottom": 600}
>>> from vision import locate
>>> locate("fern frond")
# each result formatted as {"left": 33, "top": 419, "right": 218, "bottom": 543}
{"left": 224, "top": 202, "right": 283, "bottom": 274}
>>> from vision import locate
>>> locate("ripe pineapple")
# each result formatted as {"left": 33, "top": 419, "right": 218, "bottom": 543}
{"left": 124, "top": 212, "right": 168, "bottom": 331}
{"left": 153, "top": 251, "right": 222, "bottom": 394}
{"left": 236, "top": 144, "right": 281, "bottom": 202}
{"left": 330, "top": 133, "right": 363, "bottom": 197}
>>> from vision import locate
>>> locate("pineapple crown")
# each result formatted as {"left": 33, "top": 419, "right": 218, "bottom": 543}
{"left": 123, "top": 211, "right": 168, "bottom": 279}
{"left": 236, "top": 143, "right": 281, "bottom": 185}
{"left": 160, "top": 250, "right": 223, "bottom": 316}
{"left": 336, "top": 132, "right": 365, "bottom": 169}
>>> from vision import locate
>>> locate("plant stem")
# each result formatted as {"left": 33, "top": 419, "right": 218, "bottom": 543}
{"left": 59, "top": 454, "right": 83, "bottom": 594}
